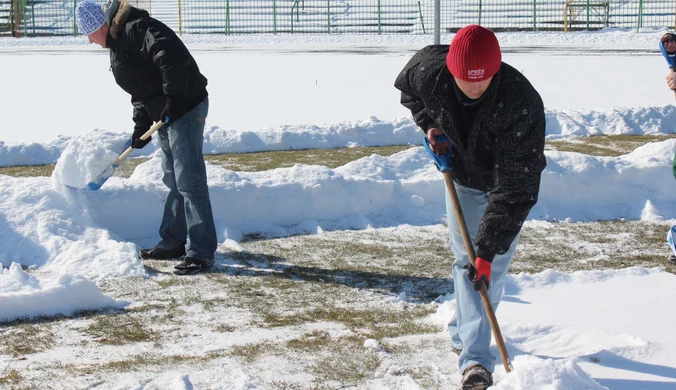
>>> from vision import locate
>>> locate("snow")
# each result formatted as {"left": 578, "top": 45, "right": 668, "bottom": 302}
{"left": 1, "top": 28, "right": 676, "bottom": 388}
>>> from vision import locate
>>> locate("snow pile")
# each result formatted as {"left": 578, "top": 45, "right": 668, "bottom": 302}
{"left": 536, "top": 139, "right": 676, "bottom": 221}
{"left": 0, "top": 175, "right": 146, "bottom": 279}
{"left": 0, "top": 263, "right": 124, "bottom": 321}
{"left": 50, "top": 130, "right": 133, "bottom": 189}
{"left": 493, "top": 356, "right": 608, "bottom": 390}
{"left": 429, "top": 267, "right": 676, "bottom": 389}
{"left": 3, "top": 106, "right": 676, "bottom": 167}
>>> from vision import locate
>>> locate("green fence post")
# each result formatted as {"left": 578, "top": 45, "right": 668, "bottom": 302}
{"left": 30, "top": 0, "right": 34, "bottom": 36}
{"left": 532, "top": 0, "right": 536, "bottom": 31}
{"left": 637, "top": 0, "right": 643, "bottom": 32}
{"left": 377, "top": 0, "right": 381, "bottom": 34}
{"left": 73, "top": 0, "right": 77, "bottom": 35}
{"left": 418, "top": 0, "right": 425, "bottom": 34}
{"left": 225, "top": 0, "right": 230, "bottom": 34}
{"left": 327, "top": 0, "right": 330, "bottom": 34}
{"left": 478, "top": 0, "right": 482, "bottom": 25}
{"left": 273, "top": 0, "right": 277, "bottom": 34}
{"left": 586, "top": 0, "right": 590, "bottom": 30}
{"left": 291, "top": 0, "right": 300, "bottom": 34}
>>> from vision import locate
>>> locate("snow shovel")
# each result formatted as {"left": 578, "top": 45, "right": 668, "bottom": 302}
{"left": 659, "top": 39, "right": 676, "bottom": 100}
{"left": 423, "top": 135, "right": 512, "bottom": 373}
{"left": 86, "top": 121, "right": 164, "bottom": 191}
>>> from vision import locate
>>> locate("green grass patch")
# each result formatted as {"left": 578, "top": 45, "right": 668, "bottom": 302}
{"left": 286, "top": 330, "right": 333, "bottom": 352}
{"left": 206, "top": 145, "right": 414, "bottom": 171}
{"left": 310, "top": 336, "right": 382, "bottom": 386}
{"left": 214, "top": 323, "right": 237, "bottom": 333}
{"left": 230, "top": 342, "right": 279, "bottom": 362}
{"left": 513, "top": 220, "right": 675, "bottom": 274}
{"left": 84, "top": 315, "right": 158, "bottom": 345}
{"left": 0, "top": 324, "right": 54, "bottom": 356}
{"left": 265, "top": 305, "right": 438, "bottom": 340}
{"left": 0, "top": 369, "right": 24, "bottom": 385}
{"left": 81, "top": 353, "right": 220, "bottom": 374}
{"left": 546, "top": 134, "right": 676, "bottom": 156}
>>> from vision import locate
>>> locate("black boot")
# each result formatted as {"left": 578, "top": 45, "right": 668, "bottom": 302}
{"left": 139, "top": 240, "right": 186, "bottom": 260}
{"left": 173, "top": 256, "right": 215, "bottom": 275}
{"left": 461, "top": 364, "right": 493, "bottom": 390}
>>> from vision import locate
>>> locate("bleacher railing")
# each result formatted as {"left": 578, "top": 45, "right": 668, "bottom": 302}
{"left": 1, "top": 0, "right": 674, "bottom": 37}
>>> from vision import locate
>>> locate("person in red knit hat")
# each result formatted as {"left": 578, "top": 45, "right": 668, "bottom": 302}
{"left": 395, "top": 25, "right": 546, "bottom": 389}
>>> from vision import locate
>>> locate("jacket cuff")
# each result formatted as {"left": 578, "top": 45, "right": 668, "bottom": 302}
{"left": 476, "top": 247, "right": 496, "bottom": 263}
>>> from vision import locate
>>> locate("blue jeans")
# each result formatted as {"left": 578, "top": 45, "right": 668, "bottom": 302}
{"left": 156, "top": 98, "right": 217, "bottom": 261}
{"left": 445, "top": 182, "right": 519, "bottom": 374}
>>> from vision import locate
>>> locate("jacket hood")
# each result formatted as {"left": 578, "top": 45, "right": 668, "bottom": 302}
{"left": 106, "top": 0, "right": 149, "bottom": 39}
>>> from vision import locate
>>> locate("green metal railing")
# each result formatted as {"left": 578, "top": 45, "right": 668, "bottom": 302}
{"left": 1, "top": 0, "right": 674, "bottom": 37}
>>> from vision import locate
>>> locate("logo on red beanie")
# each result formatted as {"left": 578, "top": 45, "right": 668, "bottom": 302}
{"left": 447, "top": 25, "right": 501, "bottom": 82}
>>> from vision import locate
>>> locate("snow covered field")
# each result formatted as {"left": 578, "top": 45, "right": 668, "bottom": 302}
{"left": 1, "top": 28, "right": 676, "bottom": 389}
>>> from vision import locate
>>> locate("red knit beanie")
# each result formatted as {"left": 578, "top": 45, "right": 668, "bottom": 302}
{"left": 447, "top": 25, "right": 502, "bottom": 82}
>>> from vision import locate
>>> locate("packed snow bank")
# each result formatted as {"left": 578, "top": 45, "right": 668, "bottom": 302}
{"left": 0, "top": 263, "right": 124, "bottom": 322}
{"left": 2, "top": 106, "right": 675, "bottom": 167}
{"left": 0, "top": 174, "right": 146, "bottom": 279}
{"left": 1, "top": 139, "right": 674, "bottom": 323}
{"left": 536, "top": 139, "right": 676, "bottom": 221}
{"left": 5, "top": 138, "right": 675, "bottom": 270}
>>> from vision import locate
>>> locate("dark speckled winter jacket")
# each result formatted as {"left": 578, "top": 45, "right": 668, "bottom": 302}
{"left": 394, "top": 45, "right": 546, "bottom": 261}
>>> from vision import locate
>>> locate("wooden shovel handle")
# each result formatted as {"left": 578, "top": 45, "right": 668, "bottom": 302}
{"left": 114, "top": 121, "right": 164, "bottom": 165}
{"left": 442, "top": 170, "right": 512, "bottom": 373}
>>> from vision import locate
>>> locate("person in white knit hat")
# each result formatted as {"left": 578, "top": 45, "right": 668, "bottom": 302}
{"left": 75, "top": 0, "right": 217, "bottom": 275}
{"left": 75, "top": 1, "right": 106, "bottom": 46}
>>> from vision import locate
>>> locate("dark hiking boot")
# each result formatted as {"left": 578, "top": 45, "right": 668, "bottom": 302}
{"left": 461, "top": 364, "right": 493, "bottom": 390}
{"left": 173, "top": 256, "right": 214, "bottom": 275}
{"left": 139, "top": 240, "right": 186, "bottom": 260}
{"left": 452, "top": 346, "right": 462, "bottom": 356}
{"left": 668, "top": 255, "right": 676, "bottom": 265}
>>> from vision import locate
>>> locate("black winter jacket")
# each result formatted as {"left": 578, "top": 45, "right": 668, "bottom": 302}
{"left": 105, "top": 0, "right": 208, "bottom": 129}
{"left": 394, "top": 45, "right": 546, "bottom": 261}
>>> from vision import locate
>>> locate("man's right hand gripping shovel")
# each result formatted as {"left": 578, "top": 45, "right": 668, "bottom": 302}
{"left": 422, "top": 133, "right": 513, "bottom": 373}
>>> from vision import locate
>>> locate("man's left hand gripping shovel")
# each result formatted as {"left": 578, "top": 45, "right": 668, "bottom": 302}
{"left": 659, "top": 39, "right": 676, "bottom": 101}
{"left": 86, "top": 121, "right": 164, "bottom": 191}
{"left": 423, "top": 135, "right": 512, "bottom": 373}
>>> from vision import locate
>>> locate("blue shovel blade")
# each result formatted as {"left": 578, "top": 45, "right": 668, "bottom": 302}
{"left": 422, "top": 135, "right": 452, "bottom": 172}
{"left": 84, "top": 139, "right": 132, "bottom": 191}
{"left": 86, "top": 163, "right": 119, "bottom": 191}
{"left": 660, "top": 41, "right": 676, "bottom": 69}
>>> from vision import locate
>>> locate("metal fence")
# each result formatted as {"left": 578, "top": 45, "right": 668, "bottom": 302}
{"left": 1, "top": 0, "right": 674, "bottom": 37}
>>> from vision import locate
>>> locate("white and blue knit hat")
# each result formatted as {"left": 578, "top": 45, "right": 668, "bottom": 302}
{"left": 76, "top": 1, "right": 105, "bottom": 36}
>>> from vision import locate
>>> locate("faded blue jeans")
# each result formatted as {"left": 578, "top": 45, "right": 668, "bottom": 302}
{"left": 155, "top": 98, "right": 217, "bottom": 261}
{"left": 445, "top": 182, "right": 519, "bottom": 374}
